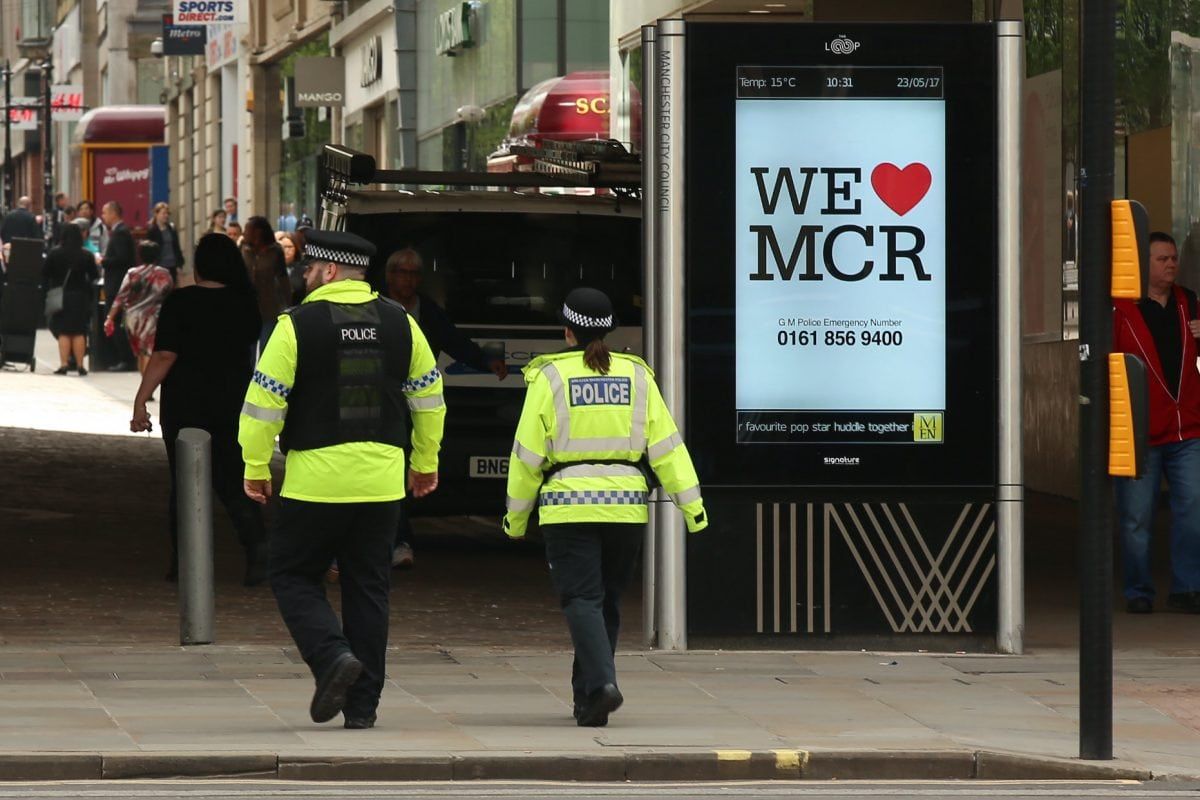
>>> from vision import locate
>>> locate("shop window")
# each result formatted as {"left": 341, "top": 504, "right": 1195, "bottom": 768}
{"left": 519, "top": 0, "right": 610, "bottom": 91}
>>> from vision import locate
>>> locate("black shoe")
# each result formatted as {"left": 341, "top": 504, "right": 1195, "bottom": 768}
{"left": 344, "top": 713, "right": 377, "bottom": 729}
{"left": 53, "top": 366, "right": 69, "bottom": 375}
{"left": 1126, "top": 596, "right": 1154, "bottom": 614}
{"left": 76, "top": 367, "right": 88, "bottom": 377}
{"left": 1167, "top": 591, "right": 1200, "bottom": 613}
{"left": 310, "top": 652, "right": 363, "bottom": 723}
{"left": 243, "top": 544, "right": 268, "bottom": 587}
{"left": 576, "top": 683, "right": 622, "bottom": 727}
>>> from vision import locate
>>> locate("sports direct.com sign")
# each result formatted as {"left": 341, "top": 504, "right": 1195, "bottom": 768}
{"left": 173, "top": 1, "right": 239, "bottom": 24}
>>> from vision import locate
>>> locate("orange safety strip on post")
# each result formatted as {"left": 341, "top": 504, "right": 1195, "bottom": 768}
{"left": 1109, "top": 353, "right": 1136, "bottom": 477}
{"left": 1111, "top": 200, "right": 1141, "bottom": 299}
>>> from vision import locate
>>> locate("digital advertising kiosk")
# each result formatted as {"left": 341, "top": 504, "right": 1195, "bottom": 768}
{"left": 646, "top": 20, "right": 1022, "bottom": 652}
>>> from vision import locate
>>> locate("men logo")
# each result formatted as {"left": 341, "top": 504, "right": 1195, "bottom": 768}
{"left": 913, "top": 412, "right": 943, "bottom": 443}
{"left": 825, "top": 35, "right": 860, "bottom": 55}
{"left": 568, "top": 376, "right": 631, "bottom": 406}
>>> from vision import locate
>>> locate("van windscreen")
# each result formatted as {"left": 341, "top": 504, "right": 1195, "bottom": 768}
{"left": 348, "top": 211, "right": 642, "bottom": 327}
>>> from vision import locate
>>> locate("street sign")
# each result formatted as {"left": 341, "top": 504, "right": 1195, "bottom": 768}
{"left": 8, "top": 99, "right": 38, "bottom": 130}
{"left": 163, "top": 21, "right": 207, "bottom": 56}
{"left": 294, "top": 57, "right": 346, "bottom": 107}
{"left": 172, "top": 0, "right": 240, "bottom": 25}
{"left": 51, "top": 85, "right": 85, "bottom": 121}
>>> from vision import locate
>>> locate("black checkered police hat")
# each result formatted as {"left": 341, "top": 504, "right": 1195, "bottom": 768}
{"left": 559, "top": 287, "right": 617, "bottom": 338}
{"left": 302, "top": 229, "right": 376, "bottom": 269}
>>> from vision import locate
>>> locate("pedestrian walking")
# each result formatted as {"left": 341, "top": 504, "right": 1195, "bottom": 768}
{"left": 129, "top": 232, "right": 267, "bottom": 585}
{"left": 104, "top": 240, "right": 174, "bottom": 375}
{"left": 239, "top": 229, "right": 446, "bottom": 729}
{"left": 208, "top": 209, "right": 227, "bottom": 236}
{"left": 44, "top": 223, "right": 98, "bottom": 375}
{"left": 1, "top": 196, "right": 43, "bottom": 241}
{"left": 1113, "top": 231, "right": 1200, "bottom": 614}
{"left": 99, "top": 201, "right": 136, "bottom": 372}
{"left": 242, "top": 216, "right": 290, "bottom": 352}
{"left": 146, "top": 202, "right": 185, "bottom": 281}
{"left": 503, "top": 287, "right": 708, "bottom": 727}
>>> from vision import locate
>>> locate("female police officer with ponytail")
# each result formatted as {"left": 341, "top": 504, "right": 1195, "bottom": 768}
{"left": 504, "top": 287, "right": 708, "bottom": 727}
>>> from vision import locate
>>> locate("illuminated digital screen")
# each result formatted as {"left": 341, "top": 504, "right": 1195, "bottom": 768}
{"left": 734, "top": 65, "right": 947, "bottom": 445}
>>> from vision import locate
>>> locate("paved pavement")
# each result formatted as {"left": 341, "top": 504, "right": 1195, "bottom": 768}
{"left": 0, "top": 646, "right": 1195, "bottom": 781}
{"left": 3, "top": 330, "right": 1200, "bottom": 782}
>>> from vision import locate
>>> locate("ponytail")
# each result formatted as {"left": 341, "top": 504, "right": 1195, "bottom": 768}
{"left": 583, "top": 338, "right": 612, "bottom": 375}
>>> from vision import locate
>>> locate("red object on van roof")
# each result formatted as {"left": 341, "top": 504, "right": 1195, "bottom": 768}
{"left": 489, "top": 71, "right": 642, "bottom": 171}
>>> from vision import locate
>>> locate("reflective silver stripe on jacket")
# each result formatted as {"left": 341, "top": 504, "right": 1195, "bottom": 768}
{"left": 241, "top": 401, "right": 286, "bottom": 423}
{"left": 541, "top": 361, "right": 652, "bottom": 456}
{"left": 671, "top": 485, "right": 703, "bottom": 506}
{"left": 548, "top": 463, "right": 644, "bottom": 481}
{"left": 513, "top": 440, "right": 545, "bottom": 469}
{"left": 506, "top": 495, "right": 536, "bottom": 513}
{"left": 647, "top": 431, "right": 684, "bottom": 461}
{"left": 406, "top": 394, "right": 445, "bottom": 411}
{"left": 539, "top": 490, "right": 649, "bottom": 506}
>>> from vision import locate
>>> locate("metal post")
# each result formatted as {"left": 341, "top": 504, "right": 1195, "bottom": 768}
{"left": 640, "top": 24, "right": 659, "bottom": 650}
{"left": 1079, "top": 0, "right": 1116, "bottom": 762}
{"left": 996, "top": 20, "right": 1025, "bottom": 656}
{"left": 3, "top": 61, "right": 12, "bottom": 211}
{"left": 42, "top": 57, "right": 52, "bottom": 241}
{"left": 654, "top": 17, "right": 686, "bottom": 652}
{"left": 177, "top": 428, "right": 215, "bottom": 646}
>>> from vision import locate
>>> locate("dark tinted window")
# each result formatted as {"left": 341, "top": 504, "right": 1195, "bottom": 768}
{"left": 350, "top": 210, "right": 642, "bottom": 327}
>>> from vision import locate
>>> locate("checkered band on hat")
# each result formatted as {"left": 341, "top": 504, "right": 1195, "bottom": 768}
{"left": 562, "top": 304, "right": 613, "bottom": 330}
{"left": 304, "top": 244, "right": 372, "bottom": 268}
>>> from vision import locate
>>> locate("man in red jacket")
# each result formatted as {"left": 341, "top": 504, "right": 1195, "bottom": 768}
{"left": 1113, "top": 231, "right": 1200, "bottom": 614}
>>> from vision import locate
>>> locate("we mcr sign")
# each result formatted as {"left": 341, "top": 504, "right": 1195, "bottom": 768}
{"left": 746, "top": 163, "right": 933, "bottom": 282}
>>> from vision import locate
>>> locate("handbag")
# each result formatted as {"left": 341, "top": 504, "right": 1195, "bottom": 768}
{"left": 44, "top": 266, "right": 73, "bottom": 318}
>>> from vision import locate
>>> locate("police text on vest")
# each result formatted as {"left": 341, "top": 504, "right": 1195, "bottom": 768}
{"left": 341, "top": 327, "right": 379, "bottom": 342}
{"left": 569, "top": 377, "right": 632, "bottom": 406}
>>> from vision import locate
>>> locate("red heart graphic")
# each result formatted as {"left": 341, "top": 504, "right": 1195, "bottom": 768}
{"left": 870, "top": 162, "right": 932, "bottom": 216}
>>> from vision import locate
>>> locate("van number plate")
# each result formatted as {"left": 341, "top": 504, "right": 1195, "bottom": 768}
{"left": 469, "top": 456, "right": 509, "bottom": 478}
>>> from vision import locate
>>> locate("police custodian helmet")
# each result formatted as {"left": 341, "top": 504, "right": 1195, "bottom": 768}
{"left": 302, "top": 229, "right": 376, "bottom": 268}
{"left": 559, "top": 287, "right": 617, "bottom": 339}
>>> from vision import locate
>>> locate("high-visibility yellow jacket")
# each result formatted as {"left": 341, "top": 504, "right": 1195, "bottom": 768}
{"left": 503, "top": 349, "right": 706, "bottom": 537}
{"left": 238, "top": 280, "right": 445, "bottom": 503}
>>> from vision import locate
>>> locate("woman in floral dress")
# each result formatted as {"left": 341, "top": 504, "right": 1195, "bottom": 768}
{"left": 104, "top": 240, "right": 174, "bottom": 375}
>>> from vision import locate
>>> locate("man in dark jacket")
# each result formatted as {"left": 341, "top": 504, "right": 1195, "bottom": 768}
{"left": 1113, "top": 231, "right": 1200, "bottom": 615}
{"left": 381, "top": 247, "right": 507, "bottom": 569}
{"left": 1, "top": 196, "right": 44, "bottom": 242}
{"left": 100, "top": 201, "right": 137, "bottom": 371}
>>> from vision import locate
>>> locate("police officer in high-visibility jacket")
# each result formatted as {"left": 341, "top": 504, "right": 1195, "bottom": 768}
{"left": 504, "top": 287, "right": 707, "bottom": 727}
{"left": 239, "top": 229, "right": 445, "bottom": 730}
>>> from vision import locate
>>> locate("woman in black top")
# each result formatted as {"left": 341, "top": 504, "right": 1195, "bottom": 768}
{"left": 145, "top": 202, "right": 185, "bottom": 280}
{"left": 44, "top": 222, "right": 99, "bottom": 375}
{"left": 129, "top": 233, "right": 267, "bottom": 585}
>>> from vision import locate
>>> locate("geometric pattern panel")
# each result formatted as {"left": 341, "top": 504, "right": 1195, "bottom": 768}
{"left": 753, "top": 502, "right": 997, "bottom": 635}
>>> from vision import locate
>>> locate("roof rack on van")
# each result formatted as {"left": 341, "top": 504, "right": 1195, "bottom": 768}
{"left": 319, "top": 141, "right": 641, "bottom": 229}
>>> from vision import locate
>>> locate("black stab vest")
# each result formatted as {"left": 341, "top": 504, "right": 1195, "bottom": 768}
{"left": 280, "top": 296, "right": 413, "bottom": 453}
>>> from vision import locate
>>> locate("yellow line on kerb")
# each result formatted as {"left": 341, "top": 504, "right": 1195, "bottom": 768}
{"left": 715, "top": 750, "right": 752, "bottom": 761}
{"left": 773, "top": 749, "right": 810, "bottom": 771}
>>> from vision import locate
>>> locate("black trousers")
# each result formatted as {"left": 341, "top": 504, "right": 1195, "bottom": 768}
{"left": 163, "top": 425, "right": 265, "bottom": 563}
{"left": 543, "top": 522, "right": 643, "bottom": 704}
{"left": 270, "top": 498, "right": 401, "bottom": 717}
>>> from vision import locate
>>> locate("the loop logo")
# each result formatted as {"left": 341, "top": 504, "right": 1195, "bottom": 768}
{"left": 825, "top": 35, "right": 860, "bottom": 55}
